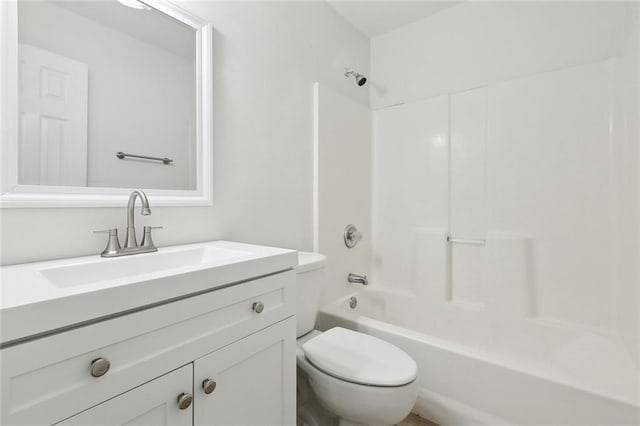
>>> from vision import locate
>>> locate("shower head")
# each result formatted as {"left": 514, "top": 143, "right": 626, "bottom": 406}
{"left": 345, "top": 69, "right": 367, "bottom": 87}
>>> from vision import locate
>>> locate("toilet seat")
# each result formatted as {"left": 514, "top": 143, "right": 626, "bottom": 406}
{"left": 301, "top": 327, "right": 417, "bottom": 387}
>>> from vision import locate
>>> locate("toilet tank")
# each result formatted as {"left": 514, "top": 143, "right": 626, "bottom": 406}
{"left": 295, "top": 252, "right": 327, "bottom": 338}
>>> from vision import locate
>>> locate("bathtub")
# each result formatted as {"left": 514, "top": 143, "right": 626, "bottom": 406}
{"left": 317, "top": 289, "right": 640, "bottom": 426}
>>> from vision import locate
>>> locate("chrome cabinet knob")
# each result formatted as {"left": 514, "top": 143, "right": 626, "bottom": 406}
{"left": 177, "top": 393, "right": 193, "bottom": 410}
{"left": 202, "top": 378, "right": 217, "bottom": 394}
{"left": 252, "top": 301, "right": 264, "bottom": 314}
{"left": 90, "top": 358, "right": 111, "bottom": 377}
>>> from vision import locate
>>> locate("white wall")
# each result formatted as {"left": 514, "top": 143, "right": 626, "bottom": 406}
{"left": 314, "top": 83, "right": 371, "bottom": 305}
{"left": 370, "top": 1, "right": 633, "bottom": 109}
{"left": 18, "top": 1, "right": 196, "bottom": 190}
{"left": 0, "top": 1, "right": 369, "bottom": 265}
{"left": 183, "top": 1, "right": 369, "bottom": 252}
{"left": 370, "top": 1, "right": 639, "bottom": 415}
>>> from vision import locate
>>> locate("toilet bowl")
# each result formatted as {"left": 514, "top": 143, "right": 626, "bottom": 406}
{"left": 297, "top": 328, "right": 418, "bottom": 426}
{"left": 295, "top": 253, "right": 418, "bottom": 426}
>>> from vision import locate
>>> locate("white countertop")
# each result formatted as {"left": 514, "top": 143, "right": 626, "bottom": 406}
{"left": 0, "top": 241, "right": 297, "bottom": 345}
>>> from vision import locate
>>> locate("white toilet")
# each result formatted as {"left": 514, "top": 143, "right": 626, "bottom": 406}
{"left": 295, "top": 252, "right": 418, "bottom": 426}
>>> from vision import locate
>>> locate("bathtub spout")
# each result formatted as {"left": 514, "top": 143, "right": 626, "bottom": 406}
{"left": 348, "top": 273, "right": 368, "bottom": 286}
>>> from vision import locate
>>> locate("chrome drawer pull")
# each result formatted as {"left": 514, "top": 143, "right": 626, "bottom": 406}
{"left": 252, "top": 301, "right": 264, "bottom": 314}
{"left": 89, "top": 358, "right": 111, "bottom": 377}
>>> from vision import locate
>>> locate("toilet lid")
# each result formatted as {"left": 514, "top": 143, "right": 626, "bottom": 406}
{"left": 301, "top": 327, "right": 417, "bottom": 386}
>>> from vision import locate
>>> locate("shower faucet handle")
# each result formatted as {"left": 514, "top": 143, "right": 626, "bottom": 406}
{"left": 344, "top": 224, "right": 363, "bottom": 248}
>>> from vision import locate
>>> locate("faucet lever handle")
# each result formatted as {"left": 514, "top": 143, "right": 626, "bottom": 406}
{"left": 93, "top": 228, "right": 121, "bottom": 256}
{"left": 141, "top": 226, "right": 162, "bottom": 249}
{"left": 93, "top": 228, "right": 117, "bottom": 236}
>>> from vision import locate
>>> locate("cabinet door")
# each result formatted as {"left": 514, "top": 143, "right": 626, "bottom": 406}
{"left": 194, "top": 317, "right": 296, "bottom": 426}
{"left": 56, "top": 364, "right": 193, "bottom": 426}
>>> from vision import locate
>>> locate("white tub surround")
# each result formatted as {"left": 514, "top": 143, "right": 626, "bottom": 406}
{"left": 365, "top": 3, "right": 639, "bottom": 424}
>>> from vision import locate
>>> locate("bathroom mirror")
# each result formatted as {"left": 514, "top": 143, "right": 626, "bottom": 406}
{"left": 0, "top": 0, "right": 212, "bottom": 207}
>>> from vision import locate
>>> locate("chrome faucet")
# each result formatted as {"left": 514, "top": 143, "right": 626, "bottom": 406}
{"left": 94, "top": 190, "right": 162, "bottom": 257}
{"left": 348, "top": 273, "right": 368, "bottom": 286}
{"left": 125, "top": 190, "right": 151, "bottom": 248}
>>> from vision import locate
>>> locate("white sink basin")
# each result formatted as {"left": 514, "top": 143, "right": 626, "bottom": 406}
{"left": 39, "top": 246, "right": 248, "bottom": 288}
{"left": 0, "top": 241, "right": 297, "bottom": 345}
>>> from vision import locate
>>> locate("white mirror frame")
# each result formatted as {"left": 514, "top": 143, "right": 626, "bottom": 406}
{"left": 0, "top": 0, "right": 212, "bottom": 208}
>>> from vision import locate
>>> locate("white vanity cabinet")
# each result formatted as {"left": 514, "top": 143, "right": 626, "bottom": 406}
{"left": 57, "top": 318, "right": 296, "bottom": 426}
{"left": 1, "top": 267, "right": 296, "bottom": 426}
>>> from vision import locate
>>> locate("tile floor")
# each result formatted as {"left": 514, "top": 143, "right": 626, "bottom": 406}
{"left": 397, "top": 413, "right": 439, "bottom": 426}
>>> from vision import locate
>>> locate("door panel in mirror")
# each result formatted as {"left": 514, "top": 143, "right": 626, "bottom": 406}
{"left": 19, "top": 44, "right": 89, "bottom": 186}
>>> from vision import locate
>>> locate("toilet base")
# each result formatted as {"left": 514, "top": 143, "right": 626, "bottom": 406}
{"left": 297, "top": 366, "right": 339, "bottom": 426}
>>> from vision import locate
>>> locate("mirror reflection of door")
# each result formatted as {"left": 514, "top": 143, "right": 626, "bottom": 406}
{"left": 19, "top": 44, "right": 88, "bottom": 186}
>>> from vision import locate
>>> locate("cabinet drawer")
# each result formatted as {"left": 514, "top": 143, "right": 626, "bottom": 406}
{"left": 1, "top": 270, "right": 294, "bottom": 425}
